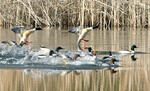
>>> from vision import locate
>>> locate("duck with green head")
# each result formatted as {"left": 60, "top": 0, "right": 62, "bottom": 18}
{"left": 118, "top": 44, "right": 137, "bottom": 54}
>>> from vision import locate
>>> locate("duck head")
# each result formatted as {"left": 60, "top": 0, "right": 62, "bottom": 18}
{"left": 87, "top": 47, "right": 97, "bottom": 55}
{"left": 92, "top": 23, "right": 99, "bottom": 29}
{"left": 73, "top": 54, "right": 80, "bottom": 60}
{"left": 88, "top": 47, "right": 92, "bottom": 52}
{"left": 131, "top": 45, "right": 137, "bottom": 51}
{"left": 92, "top": 51, "right": 97, "bottom": 56}
{"left": 49, "top": 50, "right": 55, "bottom": 56}
{"left": 110, "top": 59, "right": 117, "bottom": 64}
{"left": 35, "top": 26, "right": 42, "bottom": 30}
{"left": 55, "top": 46, "right": 64, "bottom": 52}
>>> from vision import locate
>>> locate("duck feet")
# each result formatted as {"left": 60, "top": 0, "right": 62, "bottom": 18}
{"left": 25, "top": 41, "right": 32, "bottom": 44}
{"left": 81, "top": 39, "right": 89, "bottom": 44}
{"left": 82, "top": 46, "right": 88, "bottom": 49}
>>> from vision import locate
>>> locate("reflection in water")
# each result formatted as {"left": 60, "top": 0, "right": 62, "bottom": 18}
{"left": 0, "top": 28, "right": 150, "bottom": 91}
{"left": 131, "top": 55, "right": 137, "bottom": 61}
{"left": 22, "top": 68, "right": 117, "bottom": 78}
{"left": 0, "top": 67, "right": 150, "bottom": 91}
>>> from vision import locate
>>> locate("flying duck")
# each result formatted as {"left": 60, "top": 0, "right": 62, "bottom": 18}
{"left": 69, "top": 24, "right": 99, "bottom": 50}
{"left": 11, "top": 26, "right": 42, "bottom": 46}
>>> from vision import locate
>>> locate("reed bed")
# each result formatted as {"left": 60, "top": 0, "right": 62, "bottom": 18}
{"left": 0, "top": 0, "right": 150, "bottom": 28}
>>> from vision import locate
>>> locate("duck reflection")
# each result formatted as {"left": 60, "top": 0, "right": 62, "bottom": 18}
{"left": 131, "top": 54, "right": 137, "bottom": 61}
{"left": 22, "top": 67, "right": 118, "bottom": 78}
{"left": 22, "top": 69, "right": 81, "bottom": 77}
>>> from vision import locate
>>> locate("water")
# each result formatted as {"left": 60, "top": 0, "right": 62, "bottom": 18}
{"left": 0, "top": 27, "right": 150, "bottom": 91}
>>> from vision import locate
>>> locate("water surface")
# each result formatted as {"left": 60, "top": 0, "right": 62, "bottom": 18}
{"left": 0, "top": 27, "right": 150, "bottom": 91}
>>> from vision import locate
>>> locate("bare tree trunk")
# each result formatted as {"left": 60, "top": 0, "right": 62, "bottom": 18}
{"left": 148, "top": 4, "right": 150, "bottom": 28}
{"left": 81, "top": 0, "right": 85, "bottom": 26}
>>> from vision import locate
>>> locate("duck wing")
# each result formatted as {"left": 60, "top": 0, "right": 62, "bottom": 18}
{"left": 68, "top": 26, "right": 83, "bottom": 34}
{"left": 11, "top": 26, "right": 25, "bottom": 34}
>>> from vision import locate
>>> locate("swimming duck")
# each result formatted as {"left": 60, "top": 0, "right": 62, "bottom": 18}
{"left": 118, "top": 45, "right": 137, "bottom": 54}
{"left": 38, "top": 46, "right": 81, "bottom": 63}
{"left": 11, "top": 26, "right": 42, "bottom": 46}
{"left": 69, "top": 24, "right": 99, "bottom": 50}
{"left": 61, "top": 54, "right": 80, "bottom": 62}
{"left": 36, "top": 46, "right": 64, "bottom": 58}
{"left": 98, "top": 58, "right": 118, "bottom": 67}
{"left": 101, "top": 51, "right": 120, "bottom": 65}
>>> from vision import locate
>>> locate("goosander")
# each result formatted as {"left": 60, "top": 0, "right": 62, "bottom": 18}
{"left": 61, "top": 54, "right": 80, "bottom": 62}
{"left": 118, "top": 45, "right": 137, "bottom": 54}
{"left": 37, "top": 46, "right": 64, "bottom": 58}
{"left": 69, "top": 24, "right": 99, "bottom": 50}
{"left": 103, "top": 51, "right": 119, "bottom": 60}
{"left": 11, "top": 26, "right": 42, "bottom": 46}
{"left": 97, "top": 58, "right": 118, "bottom": 66}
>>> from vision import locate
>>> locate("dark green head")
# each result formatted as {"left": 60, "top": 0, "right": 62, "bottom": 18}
{"left": 92, "top": 23, "right": 99, "bottom": 29}
{"left": 35, "top": 26, "right": 42, "bottom": 30}
{"left": 55, "top": 46, "right": 64, "bottom": 52}
{"left": 88, "top": 47, "right": 92, "bottom": 52}
{"left": 49, "top": 50, "right": 55, "bottom": 56}
{"left": 131, "top": 45, "right": 137, "bottom": 51}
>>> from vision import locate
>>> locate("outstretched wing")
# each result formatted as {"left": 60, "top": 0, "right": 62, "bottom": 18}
{"left": 11, "top": 26, "right": 26, "bottom": 38}
{"left": 68, "top": 26, "right": 83, "bottom": 34}
{"left": 11, "top": 26, "right": 25, "bottom": 34}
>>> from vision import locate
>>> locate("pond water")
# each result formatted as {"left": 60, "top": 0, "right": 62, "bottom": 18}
{"left": 0, "top": 27, "right": 150, "bottom": 91}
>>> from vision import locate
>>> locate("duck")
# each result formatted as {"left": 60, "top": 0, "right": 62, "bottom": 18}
{"left": 73, "top": 47, "right": 102, "bottom": 64}
{"left": 60, "top": 54, "right": 80, "bottom": 62}
{"left": 100, "top": 51, "right": 120, "bottom": 65}
{"left": 21, "top": 46, "right": 61, "bottom": 63}
{"left": 11, "top": 26, "right": 42, "bottom": 46}
{"left": 37, "top": 46, "right": 81, "bottom": 64}
{"left": 97, "top": 58, "right": 118, "bottom": 67}
{"left": 118, "top": 45, "right": 137, "bottom": 54}
{"left": 69, "top": 24, "right": 99, "bottom": 50}
{"left": 36, "top": 46, "right": 64, "bottom": 58}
